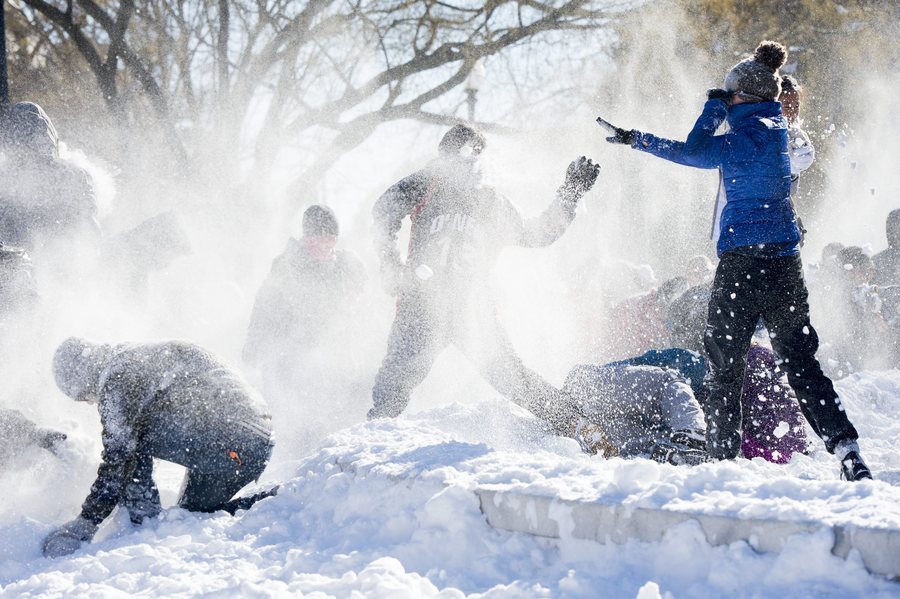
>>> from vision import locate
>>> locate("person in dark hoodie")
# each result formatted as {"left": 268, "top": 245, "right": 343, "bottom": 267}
{"left": 368, "top": 123, "right": 599, "bottom": 433}
{"left": 42, "top": 338, "right": 275, "bottom": 558}
{"left": 0, "top": 102, "right": 100, "bottom": 257}
{"left": 243, "top": 204, "right": 366, "bottom": 375}
{"left": 598, "top": 41, "right": 870, "bottom": 480}
{"left": 243, "top": 205, "right": 367, "bottom": 446}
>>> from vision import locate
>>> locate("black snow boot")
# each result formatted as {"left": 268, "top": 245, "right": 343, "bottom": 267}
{"left": 839, "top": 451, "right": 873, "bottom": 482}
{"left": 218, "top": 485, "right": 280, "bottom": 515}
{"left": 650, "top": 440, "right": 711, "bottom": 466}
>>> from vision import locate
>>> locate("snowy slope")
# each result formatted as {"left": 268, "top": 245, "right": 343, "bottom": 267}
{"left": 2, "top": 371, "right": 900, "bottom": 598}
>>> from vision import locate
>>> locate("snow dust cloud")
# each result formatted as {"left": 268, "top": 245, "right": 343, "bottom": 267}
{"left": 1, "top": 0, "right": 897, "bottom": 548}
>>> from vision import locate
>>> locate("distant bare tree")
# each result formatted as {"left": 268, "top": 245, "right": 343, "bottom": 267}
{"left": 9, "top": 0, "right": 633, "bottom": 205}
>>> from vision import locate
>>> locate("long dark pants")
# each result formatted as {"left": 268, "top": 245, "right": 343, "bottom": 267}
{"left": 370, "top": 291, "right": 575, "bottom": 431}
{"left": 703, "top": 252, "right": 858, "bottom": 459}
{"left": 144, "top": 421, "right": 274, "bottom": 513}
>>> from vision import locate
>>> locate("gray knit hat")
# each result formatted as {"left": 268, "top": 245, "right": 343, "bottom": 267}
{"left": 723, "top": 41, "right": 788, "bottom": 101}
{"left": 438, "top": 124, "right": 486, "bottom": 156}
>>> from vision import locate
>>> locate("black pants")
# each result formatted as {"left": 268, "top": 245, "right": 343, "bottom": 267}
{"left": 370, "top": 290, "right": 575, "bottom": 431}
{"left": 703, "top": 252, "right": 858, "bottom": 459}
{"left": 144, "top": 422, "right": 274, "bottom": 513}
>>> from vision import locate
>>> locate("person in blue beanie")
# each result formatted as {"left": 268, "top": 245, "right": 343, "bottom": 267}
{"left": 597, "top": 41, "right": 870, "bottom": 481}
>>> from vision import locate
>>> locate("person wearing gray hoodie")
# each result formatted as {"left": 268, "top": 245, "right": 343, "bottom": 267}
{"left": 41, "top": 338, "right": 274, "bottom": 558}
{"left": 562, "top": 362, "right": 707, "bottom": 464}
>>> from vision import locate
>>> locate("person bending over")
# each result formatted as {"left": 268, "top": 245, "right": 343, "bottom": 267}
{"left": 42, "top": 338, "right": 275, "bottom": 558}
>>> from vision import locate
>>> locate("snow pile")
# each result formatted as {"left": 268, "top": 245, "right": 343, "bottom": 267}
{"left": 2, "top": 372, "right": 900, "bottom": 597}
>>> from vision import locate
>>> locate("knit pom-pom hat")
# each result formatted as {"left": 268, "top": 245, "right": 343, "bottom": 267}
{"left": 723, "top": 41, "right": 788, "bottom": 101}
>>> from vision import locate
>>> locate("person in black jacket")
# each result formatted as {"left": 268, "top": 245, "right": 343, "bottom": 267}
{"left": 368, "top": 124, "right": 599, "bottom": 432}
{"left": 42, "top": 338, "right": 274, "bottom": 558}
{"left": 243, "top": 205, "right": 366, "bottom": 380}
{"left": 244, "top": 205, "right": 368, "bottom": 449}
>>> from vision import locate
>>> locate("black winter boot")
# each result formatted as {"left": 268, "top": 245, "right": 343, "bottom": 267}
{"left": 839, "top": 451, "right": 873, "bottom": 482}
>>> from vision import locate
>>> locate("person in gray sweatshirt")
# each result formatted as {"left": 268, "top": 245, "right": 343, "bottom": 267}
{"left": 563, "top": 362, "right": 707, "bottom": 464}
{"left": 42, "top": 338, "right": 274, "bottom": 558}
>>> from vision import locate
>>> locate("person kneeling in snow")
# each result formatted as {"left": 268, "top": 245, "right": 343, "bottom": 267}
{"left": 562, "top": 362, "right": 708, "bottom": 465}
{"left": 42, "top": 338, "right": 275, "bottom": 558}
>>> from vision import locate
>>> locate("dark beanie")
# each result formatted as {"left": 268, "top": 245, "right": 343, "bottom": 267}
{"left": 302, "top": 205, "right": 339, "bottom": 237}
{"left": 723, "top": 41, "right": 788, "bottom": 101}
{"left": 438, "top": 124, "right": 486, "bottom": 156}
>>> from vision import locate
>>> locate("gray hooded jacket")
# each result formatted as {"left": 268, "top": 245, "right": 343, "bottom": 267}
{"left": 54, "top": 340, "right": 272, "bottom": 525}
{"left": 563, "top": 364, "right": 706, "bottom": 457}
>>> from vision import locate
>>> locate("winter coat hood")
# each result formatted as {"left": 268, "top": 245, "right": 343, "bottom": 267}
{"left": 2, "top": 102, "right": 59, "bottom": 160}
{"left": 724, "top": 100, "right": 783, "bottom": 130}
{"left": 53, "top": 337, "right": 115, "bottom": 401}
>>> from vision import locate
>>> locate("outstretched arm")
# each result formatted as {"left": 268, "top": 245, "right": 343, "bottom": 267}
{"left": 601, "top": 99, "right": 729, "bottom": 169}
{"left": 632, "top": 100, "right": 728, "bottom": 169}
{"left": 504, "top": 157, "right": 599, "bottom": 248}
{"left": 79, "top": 379, "right": 145, "bottom": 526}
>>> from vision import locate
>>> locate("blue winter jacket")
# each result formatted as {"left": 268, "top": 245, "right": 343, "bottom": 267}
{"left": 632, "top": 100, "right": 800, "bottom": 257}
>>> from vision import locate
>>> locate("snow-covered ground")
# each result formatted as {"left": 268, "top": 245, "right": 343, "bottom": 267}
{"left": 2, "top": 370, "right": 900, "bottom": 598}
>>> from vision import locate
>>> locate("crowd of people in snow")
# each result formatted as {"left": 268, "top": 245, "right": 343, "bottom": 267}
{"left": 0, "top": 38, "right": 892, "bottom": 559}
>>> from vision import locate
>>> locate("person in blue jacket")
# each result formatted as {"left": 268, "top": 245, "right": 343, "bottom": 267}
{"left": 597, "top": 41, "right": 871, "bottom": 481}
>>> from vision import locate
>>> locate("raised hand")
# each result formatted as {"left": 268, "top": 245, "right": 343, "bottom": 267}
{"left": 563, "top": 156, "right": 600, "bottom": 197}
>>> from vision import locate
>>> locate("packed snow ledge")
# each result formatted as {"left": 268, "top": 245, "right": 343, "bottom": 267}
{"left": 3, "top": 370, "right": 900, "bottom": 597}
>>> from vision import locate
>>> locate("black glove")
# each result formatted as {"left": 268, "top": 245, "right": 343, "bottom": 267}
{"left": 37, "top": 430, "right": 67, "bottom": 454}
{"left": 596, "top": 116, "right": 636, "bottom": 145}
{"left": 123, "top": 479, "right": 162, "bottom": 526}
{"left": 706, "top": 88, "right": 733, "bottom": 104}
{"left": 560, "top": 156, "right": 600, "bottom": 202}
{"left": 42, "top": 517, "right": 98, "bottom": 558}
{"left": 606, "top": 127, "right": 636, "bottom": 145}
